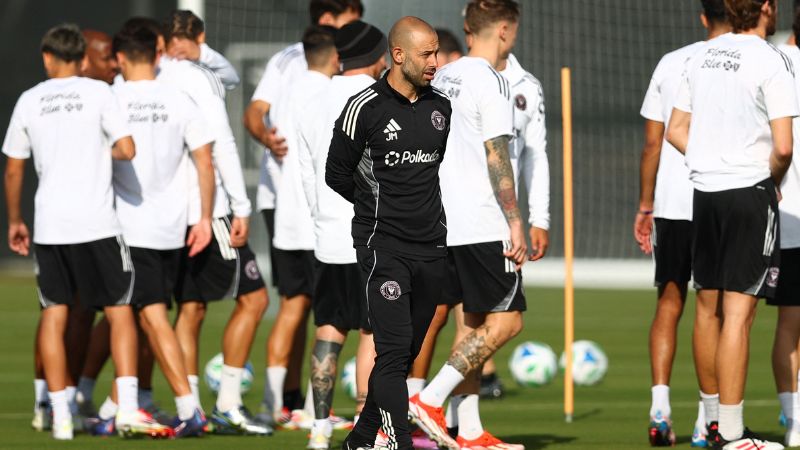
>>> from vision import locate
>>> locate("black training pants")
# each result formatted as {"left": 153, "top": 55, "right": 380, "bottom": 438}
{"left": 347, "top": 247, "right": 444, "bottom": 450}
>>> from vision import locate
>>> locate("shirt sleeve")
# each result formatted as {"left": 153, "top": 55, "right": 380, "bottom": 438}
{"left": 180, "top": 94, "right": 215, "bottom": 151}
{"left": 101, "top": 87, "right": 132, "bottom": 144}
{"left": 1, "top": 94, "right": 32, "bottom": 159}
{"left": 763, "top": 62, "right": 800, "bottom": 120}
{"left": 326, "top": 100, "right": 369, "bottom": 204}
{"left": 199, "top": 43, "right": 241, "bottom": 90}
{"left": 520, "top": 83, "right": 550, "bottom": 230}
{"left": 251, "top": 56, "right": 282, "bottom": 105}
{"left": 479, "top": 71, "right": 514, "bottom": 142}
{"left": 640, "top": 69, "right": 663, "bottom": 122}
{"left": 296, "top": 117, "right": 318, "bottom": 214}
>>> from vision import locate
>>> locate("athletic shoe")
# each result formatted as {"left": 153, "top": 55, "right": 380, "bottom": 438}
{"left": 448, "top": 426, "right": 459, "bottom": 439}
{"left": 479, "top": 373, "right": 504, "bottom": 400}
{"left": 143, "top": 402, "right": 174, "bottom": 426}
{"left": 412, "top": 428, "right": 441, "bottom": 449}
{"left": 76, "top": 393, "right": 97, "bottom": 418}
{"left": 86, "top": 416, "right": 115, "bottom": 436}
{"left": 342, "top": 436, "right": 389, "bottom": 450}
{"left": 292, "top": 408, "right": 314, "bottom": 430}
{"left": 173, "top": 409, "right": 207, "bottom": 438}
{"left": 707, "top": 421, "right": 720, "bottom": 449}
{"left": 115, "top": 409, "right": 174, "bottom": 439}
{"left": 375, "top": 429, "right": 389, "bottom": 448}
{"left": 456, "top": 431, "right": 525, "bottom": 450}
{"left": 718, "top": 428, "right": 784, "bottom": 450}
{"left": 52, "top": 419, "right": 73, "bottom": 440}
{"left": 649, "top": 411, "right": 676, "bottom": 447}
{"left": 785, "top": 426, "right": 800, "bottom": 447}
{"left": 31, "top": 401, "right": 52, "bottom": 431}
{"left": 691, "top": 423, "right": 709, "bottom": 448}
{"left": 307, "top": 422, "right": 332, "bottom": 449}
{"left": 329, "top": 410, "right": 355, "bottom": 431}
{"left": 408, "top": 394, "right": 459, "bottom": 450}
{"left": 254, "top": 402, "right": 276, "bottom": 428}
{"left": 210, "top": 406, "right": 273, "bottom": 435}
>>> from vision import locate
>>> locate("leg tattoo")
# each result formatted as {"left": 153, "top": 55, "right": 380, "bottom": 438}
{"left": 448, "top": 325, "right": 500, "bottom": 376}
{"left": 310, "top": 340, "right": 343, "bottom": 419}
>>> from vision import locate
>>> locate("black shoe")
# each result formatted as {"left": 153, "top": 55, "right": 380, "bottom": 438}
{"left": 479, "top": 373, "right": 504, "bottom": 399}
{"left": 706, "top": 421, "right": 721, "bottom": 449}
{"left": 447, "top": 426, "right": 458, "bottom": 439}
{"left": 341, "top": 437, "right": 376, "bottom": 450}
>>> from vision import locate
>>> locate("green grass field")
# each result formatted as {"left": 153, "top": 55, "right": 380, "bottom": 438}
{"left": 0, "top": 275, "right": 788, "bottom": 449}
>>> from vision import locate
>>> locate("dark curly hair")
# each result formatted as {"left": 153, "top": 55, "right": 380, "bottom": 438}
{"left": 701, "top": 0, "right": 727, "bottom": 24}
{"left": 724, "top": 0, "right": 773, "bottom": 33}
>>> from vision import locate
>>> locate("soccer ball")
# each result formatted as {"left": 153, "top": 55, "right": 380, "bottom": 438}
{"left": 559, "top": 340, "right": 608, "bottom": 386}
{"left": 508, "top": 341, "right": 558, "bottom": 387}
{"left": 204, "top": 352, "right": 255, "bottom": 394}
{"left": 340, "top": 356, "right": 357, "bottom": 400}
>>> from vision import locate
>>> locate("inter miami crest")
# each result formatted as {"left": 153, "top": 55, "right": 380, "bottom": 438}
{"left": 379, "top": 280, "right": 401, "bottom": 300}
{"left": 431, "top": 110, "right": 446, "bottom": 131}
{"left": 515, "top": 94, "right": 527, "bottom": 111}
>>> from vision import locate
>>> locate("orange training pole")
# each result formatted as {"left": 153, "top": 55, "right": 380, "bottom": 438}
{"left": 561, "top": 67, "right": 575, "bottom": 424}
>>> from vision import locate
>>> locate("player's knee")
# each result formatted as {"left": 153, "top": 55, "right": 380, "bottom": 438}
{"left": 179, "top": 302, "right": 206, "bottom": 324}
{"left": 239, "top": 289, "right": 268, "bottom": 316}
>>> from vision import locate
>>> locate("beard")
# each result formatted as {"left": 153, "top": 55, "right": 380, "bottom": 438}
{"left": 766, "top": 10, "right": 777, "bottom": 36}
{"left": 401, "top": 60, "right": 430, "bottom": 88}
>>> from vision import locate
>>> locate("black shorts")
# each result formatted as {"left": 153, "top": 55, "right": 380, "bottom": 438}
{"left": 443, "top": 241, "right": 526, "bottom": 313}
{"left": 312, "top": 260, "right": 369, "bottom": 331}
{"left": 129, "top": 248, "right": 180, "bottom": 308}
{"left": 273, "top": 249, "right": 315, "bottom": 298}
{"left": 261, "top": 209, "right": 279, "bottom": 287}
{"left": 34, "top": 236, "right": 134, "bottom": 310}
{"left": 693, "top": 178, "right": 780, "bottom": 299}
{"left": 174, "top": 216, "right": 266, "bottom": 303}
{"left": 652, "top": 218, "right": 693, "bottom": 287}
{"left": 768, "top": 248, "right": 800, "bottom": 306}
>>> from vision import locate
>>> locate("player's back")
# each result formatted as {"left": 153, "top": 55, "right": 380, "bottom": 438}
{"left": 682, "top": 33, "right": 797, "bottom": 191}
{"left": 434, "top": 56, "right": 514, "bottom": 246}
{"left": 4, "top": 76, "right": 128, "bottom": 244}
{"left": 112, "top": 79, "right": 208, "bottom": 249}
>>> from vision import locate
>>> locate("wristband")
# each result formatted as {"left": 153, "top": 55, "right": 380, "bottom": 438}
{"left": 638, "top": 210, "right": 654, "bottom": 216}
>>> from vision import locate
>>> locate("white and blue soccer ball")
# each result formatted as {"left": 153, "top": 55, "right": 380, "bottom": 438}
{"left": 508, "top": 341, "right": 558, "bottom": 387}
{"left": 340, "top": 356, "right": 357, "bottom": 400}
{"left": 204, "top": 352, "right": 255, "bottom": 394}
{"left": 559, "top": 340, "right": 608, "bottom": 386}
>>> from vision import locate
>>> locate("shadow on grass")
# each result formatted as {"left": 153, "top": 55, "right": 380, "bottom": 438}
{"left": 500, "top": 433, "right": 577, "bottom": 449}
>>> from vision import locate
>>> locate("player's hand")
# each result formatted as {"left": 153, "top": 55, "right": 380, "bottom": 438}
{"left": 230, "top": 216, "right": 249, "bottom": 248}
{"left": 265, "top": 127, "right": 288, "bottom": 160}
{"left": 186, "top": 218, "right": 212, "bottom": 257}
{"left": 8, "top": 221, "right": 30, "bottom": 256}
{"left": 634, "top": 211, "right": 654, "bottom": 255}
{"left": 529, "top": 227, "right": 549, "bottom": 261}
{"left": 504, "top": 221, "right": 527, "bottom": 271}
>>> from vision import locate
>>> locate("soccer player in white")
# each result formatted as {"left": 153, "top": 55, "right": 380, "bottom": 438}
{"left": 111, "top": 23, "right": 216, "bottom": 437}
{"left": 635, "top": 1, "right": 730, "bottom": 446}
{"left": 3, "top": 24, "right": 148, "bottom": 440}
{"left": 243, "top": 0, "right": 362, "bottom": 428}
{"left": 408, "top": 2, "right": 528, "bottom": 449}
{"left": 771, "top": 6, "right": 800, "bottom": 445}
{"left": 296, "top": 23, "right": 387, "bottom": 449}
{"left": 667, "top": 0, "right": 795, "bottom": 447}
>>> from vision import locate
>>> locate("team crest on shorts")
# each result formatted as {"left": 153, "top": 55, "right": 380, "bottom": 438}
{"left": 431, "top": 110, "right": 446, "bottom": 131}
{"left": 245, "top": 260, "right": 261, "bottom": 280}
{"left": 380, "top": 281, "right": 401, "bottom": 300}
{"left": 515, "top": 94, "right": 527, "bottom": 111}
{"left": 767, "top": 267, "right": 780, "bottom": 288}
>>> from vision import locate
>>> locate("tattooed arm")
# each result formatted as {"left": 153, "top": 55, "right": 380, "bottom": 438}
{"left": 485, "top": 135, "right": 527, "bottom": 268}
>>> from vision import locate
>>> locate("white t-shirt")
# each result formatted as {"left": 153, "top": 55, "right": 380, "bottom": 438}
{"left": 253, "top": 42, "right": 308, "bottom": 211}
{"left": 778, "top": 43, "right": 800, "bottom": 249}
{"left": 2, "top": 76, "right": 130, "bottom": 245}
{"left": 501, "top": 53, "right": 550, "bottom": 230}
{"left": 675, "top": 33, "right": 799, "bottom": 192}
{"left": 434, "top": 56, "right": 515, "bottom": 246}
{"left": 297, "top": 74, "right": 376, "bottom": 264}
{"left": 641, "top": 41, "right": 705, "bottom": 220}
{"left": 271, "top": 70, "right": 330, "bottom": 250}
{"left": 158, "top": 57, "right": 252, "bottom": 222}
{"left": 112, "top": 79, "right": 213, "bottom": 250}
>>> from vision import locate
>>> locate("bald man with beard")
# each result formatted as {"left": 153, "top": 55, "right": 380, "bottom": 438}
{"left": 81, "top": 30, "right": 118, "bottom": 84}
{"left": 327, "top": 17, "right": 451, "bottom": 450}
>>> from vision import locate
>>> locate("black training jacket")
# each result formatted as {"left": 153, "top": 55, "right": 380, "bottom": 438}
{"left": 326, "top": 73, "right": 452, "bottom": 259}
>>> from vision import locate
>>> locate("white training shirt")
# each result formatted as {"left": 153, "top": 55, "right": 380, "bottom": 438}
{"left": 253, "top": 42, "right": 308, "bottom": 211}
{"left": 271, "top": 70, "right": 330, "bottom": 251}
{"left": 675, "top": 33, "right": 799, "bottom": 192}
{"left": 778, "top": 43, "right": 800, "bottom": 249}
{"left": 641, "top": 41, "right": 705, "bottom": 220}
{"left": 2, "top": 76, "right": 130, "bottom": 245}
{"left": 501, "top": 53, "right": 550, "bottom": 230}
{"left": 297, "top": 74, "right": 376, "bottom": 264}
{"left": 199, "top": 43, "right": 241, "bottom": 90}
{"left": 434, "top": 56, "right": 515, "bottom": 246}
{"left": 158, "top": 57, "right": 252, "bottom": 223}
{"left": 112, "top": 79, "right": 214, "bottom": 250}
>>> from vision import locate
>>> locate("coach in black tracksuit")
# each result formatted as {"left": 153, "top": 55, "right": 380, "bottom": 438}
{"left": 326, "top": 17, "right": 451, "bottom": 450}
